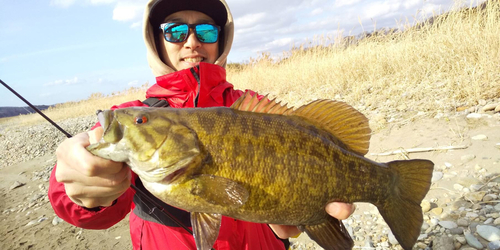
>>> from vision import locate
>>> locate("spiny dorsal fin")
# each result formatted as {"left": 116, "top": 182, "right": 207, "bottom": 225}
{"left": 230, "top": 91, "right": 293, "bottom": 115}
{"left": 231, "top": 92, "right": 371, "bottom": 155}
{"left": 292, "top": 100, "right": 371, "bottom": 155}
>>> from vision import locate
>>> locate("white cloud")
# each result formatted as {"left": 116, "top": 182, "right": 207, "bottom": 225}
{"left": 311, "top": 8, "right": 323, "bottom": 16}
{"left": 235, "top": 12, "right": 267, "bottom": 28}
{"left": 44, "top": 77, "right": 79, "bottom": 87}
{"left": 112, "top": 2, "right": 145, "bottom": 22}
{"left": 128, "top": 80, "right": 139, "bottom": 86}
{"left": 50, "top": 0, "right": 77, "bottom": 8}
{"left": 89, "top": 0, "right": 118, "bottom": 4}
{"left": 130, "top": 21, "right": 142, "bottom": 29}
{"left": 334, "top": 0, "right": 362, "bottom": 8}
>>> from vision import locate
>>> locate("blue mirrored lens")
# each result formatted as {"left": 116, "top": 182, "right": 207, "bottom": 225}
{"left": 163, "top": 23, "right": 219, "bottom": 43}
{"left": 166, "top": 24, "right": 189, "bottom": 43}
{"left": 195, "top": 24, "right": 219, "bottom": 43}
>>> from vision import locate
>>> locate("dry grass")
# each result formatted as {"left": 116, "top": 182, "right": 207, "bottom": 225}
{"left": 227, "top": 0, "right": 500, "bottom": 113}
{"left": 0, "top": 84, "right": 148, "bottom": 128}
{"left": 2, "top": 1, "right": 499, "bottom": 128}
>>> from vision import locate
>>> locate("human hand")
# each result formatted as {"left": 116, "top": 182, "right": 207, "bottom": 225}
{"left": 269, "top": 202, "right": 355, "bottom": 239}
{"left": 55, "top": 127, "right": 131, "bottom": 208}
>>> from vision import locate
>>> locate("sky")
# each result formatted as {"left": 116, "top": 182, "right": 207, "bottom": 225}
{"left": 0, "top": 0, "right": 481, "bottom": 107}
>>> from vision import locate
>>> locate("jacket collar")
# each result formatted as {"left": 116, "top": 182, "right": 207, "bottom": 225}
{"left": 146, "top": 62, "right": 234, "bottom": 108}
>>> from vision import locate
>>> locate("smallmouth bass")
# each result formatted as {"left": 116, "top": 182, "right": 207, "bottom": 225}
{"left": 88, "top": 92, "right": 434, "bottom": 250}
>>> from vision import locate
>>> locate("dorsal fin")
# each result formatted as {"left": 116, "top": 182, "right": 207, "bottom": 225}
{"left": 231, "top": 92, "right": 371, "bottom": 155}
{"left": 292, "top": 100, "right": 371, "bottom": 155}
{"left": 230, "top": 91, "right": 293, "bottom": 115}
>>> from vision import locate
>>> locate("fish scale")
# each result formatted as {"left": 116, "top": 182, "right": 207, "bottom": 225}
{"left": 88, "top": 92, "right": 434, "bottom": 250}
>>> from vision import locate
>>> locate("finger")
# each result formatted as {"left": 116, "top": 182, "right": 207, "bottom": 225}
{"left": 325, "top": 202, "right": 356, "bottom": 220}
{"left": 56, "top": 132, "right": 124, "bottom": 176}
{"left": 79, "top": 194, "right": 122, "bottom": 209}
{"left": 56, "top": 164, "right": 130, "bottom": 187}
{"left": 88, "top": 127, "right": 104, "bottom": 144}
{"left": 268, "top": 224, "right": 301, "bottom": 239}
{"left": 65, "top": 179, "right": 131, "bottom": 201}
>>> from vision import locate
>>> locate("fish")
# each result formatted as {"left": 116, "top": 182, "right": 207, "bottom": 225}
{"left": 87, "top": 92, "right": 434, "bottom": 250}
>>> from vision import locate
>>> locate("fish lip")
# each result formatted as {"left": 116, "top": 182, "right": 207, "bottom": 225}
{"left": 97, "top": 110, "right": 110, "bottom": 131}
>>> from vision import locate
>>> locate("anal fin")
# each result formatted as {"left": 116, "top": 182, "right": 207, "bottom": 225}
{"left": 191, "top": 212, "right": 222, "bottom": 250}
{"left": 298, "top": 216, "right": 354, "bottom": 250}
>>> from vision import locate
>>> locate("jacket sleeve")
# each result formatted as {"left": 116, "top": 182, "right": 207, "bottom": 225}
{"left": 47, "top": 100, "right": 146, "bottom": 229}
{"left": 48, "top": 167, "right": 136, "bottom": 229}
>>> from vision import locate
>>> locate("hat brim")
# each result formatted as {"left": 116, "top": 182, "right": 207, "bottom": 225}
{"left": 150, "top": 0, "right": 228, "bottom": 29}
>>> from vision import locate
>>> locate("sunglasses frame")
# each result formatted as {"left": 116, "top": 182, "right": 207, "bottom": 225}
{"left": 159, "top": 23, "right": 221, "bottom": 44}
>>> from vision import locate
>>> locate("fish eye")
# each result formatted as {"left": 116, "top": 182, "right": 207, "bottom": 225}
{"left": 135, "top": 115, "right": 148, "bottom": 124}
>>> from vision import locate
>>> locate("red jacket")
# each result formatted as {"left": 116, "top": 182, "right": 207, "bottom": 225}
{"left": 48, "top": 63, "right": 288, "bottom": 250}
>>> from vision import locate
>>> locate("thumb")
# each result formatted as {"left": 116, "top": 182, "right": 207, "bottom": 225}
{"left": 325, "top": 202, "right": 356, "bottom": 220}
{"left": 88, "top": 127, "right": 104, "bottom": 144}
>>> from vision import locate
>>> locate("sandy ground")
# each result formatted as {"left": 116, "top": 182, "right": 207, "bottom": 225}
{"left": 0, "top": 113, "right": 499, "bottom": 250}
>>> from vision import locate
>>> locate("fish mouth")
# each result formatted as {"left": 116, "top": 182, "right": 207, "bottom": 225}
{"left": 97, "top": 110, "right": 111, "bottom": 132}
{"left": 140, "top": 167, "right": 186, "bottom": 184}
{"left": 94, "top": 109, "right": 123, "bottom": 144}
{"left": 163, "top": 167, "right": 187, "bottom": 183}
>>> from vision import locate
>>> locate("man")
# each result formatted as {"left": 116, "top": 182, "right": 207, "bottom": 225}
{"left": 48, "top": 0, "right": 354, "bottom": 249}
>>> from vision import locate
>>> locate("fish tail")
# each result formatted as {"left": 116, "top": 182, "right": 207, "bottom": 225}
{"left": 377, "top": 159, "right": 434, "bottom": 250}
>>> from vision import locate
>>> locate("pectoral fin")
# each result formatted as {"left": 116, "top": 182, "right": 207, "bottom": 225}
{"left": 191, "top": 212, "right": 222, "bottom": 250}
{"left": 298, "top": 216, "right": 354, "bottom": 250}
{"left": 191, "top": 175, "right": 249, "bottom": 208}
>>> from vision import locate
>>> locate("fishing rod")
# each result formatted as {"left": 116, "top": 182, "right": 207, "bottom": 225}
{"left": 0, "top": 78, "right": 193, "bottom": 235}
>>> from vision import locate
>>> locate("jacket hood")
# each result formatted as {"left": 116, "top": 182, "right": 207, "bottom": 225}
{"left": 143, "top": 0, "right": 234, "bottom": 77}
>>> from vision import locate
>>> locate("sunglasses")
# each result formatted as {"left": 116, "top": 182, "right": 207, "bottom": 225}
{"left": 159, "top": 23, "right": 221, "bottom": 44}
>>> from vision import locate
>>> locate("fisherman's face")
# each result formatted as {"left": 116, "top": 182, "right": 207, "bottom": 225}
{"left": 159, "top": 10, "right": 220, "bottom": 71}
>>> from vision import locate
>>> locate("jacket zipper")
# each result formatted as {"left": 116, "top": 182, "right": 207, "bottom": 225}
{"left": 190, "top": 66, "right": 201, "bottom": 107}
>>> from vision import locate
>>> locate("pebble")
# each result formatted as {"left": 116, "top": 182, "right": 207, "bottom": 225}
{"left": 488, "top": 241, "right": 500, "bottom": 250}
{"left": 26, "top": 219, "right": 39, "bottom": 227}
{"left": 388, "top": 231, "right": 398, "bottom": 245}
{"left": 484, "top": 194, "right": 498, "bottom": 202}
{"left": 454, "top": 200, "right": 473, "bottom": 210}
{"left": 0, "top": 115, "right": 96, "bottom": 168}
{"left": 495, "top": 204, "right": 500, "bottom": 212}
{"left": 439, "top": 221, "right": 458, "bottom": 229}
{"left": 430, "top": 218, "right": 439, "bottom": 226}
{"left": 462, "top": 154, "right": 477, "bottom": 162}
{"left": 457, "top": 236, "right": 467, "bottom": 244}
{"left": 433, "top": 235, "right": 454, "bottom": 250}
{"left": 9, "top": 181, "right": 25, "bottom": 190}
{"left": 416, "top": 242, "right": 427, "bottom": 249}
{"left": 421, "top": 200, "right": 432, "bottom": 213}
{"left": 459, "top": 177, "right": 482, "bottom": 187}
{"left": 467, "top": 113, "right": 484, "bottom": 119}
{"left": 465, "top": 192, "right": 488, "bottom": 203}
{"left": 472, "top": 134, "right": 488, "bottom": 140}
{"left": 458, "top": 219, "right": 470, "bottom": 226}
{"left": 432, "top": 171, "right": 444, "bottom": 182}
{"left": 495, "top": 143, "right": 500, "bottom": 150}
{"left": 449, "top": 227, "right": 465, "bottom": 235}
{"left": 465, "top": 231, "right": 484, "bottom": 249}
{"left": 477, "top": 225, "right": 500, "bottom": 242}
{"left": 418, "top": 234, "right": 428, "bottom": 240}
{"left": 495, "top": 218, "right": 500, "bottom": 225}
{"left": 482, "top": 104, "right": 499, "bottom": 112}
{"left": 52, "top": 216, "right": 63, "bottom": 226}
{"left": 432, "top": 207, "right": 444, "bottom": 215}
{"left": 455, "top": 183, "right": 465, "bottom": 191}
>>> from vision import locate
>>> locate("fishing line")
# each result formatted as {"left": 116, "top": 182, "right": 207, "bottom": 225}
{"left": 0, "top": 79, "right": 72, "bottom": 138}
{"left": 0, "top": 79, "right": 194, "bottom": 236}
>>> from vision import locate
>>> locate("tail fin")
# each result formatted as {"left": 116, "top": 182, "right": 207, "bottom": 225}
{"left": 377, "top": 159, "right": 434, "bottom": 250}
